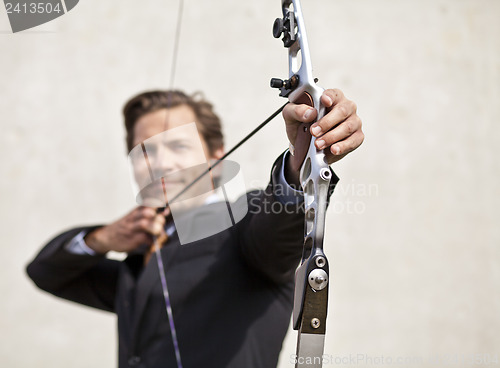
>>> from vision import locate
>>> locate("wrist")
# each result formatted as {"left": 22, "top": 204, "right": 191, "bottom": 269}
{"left": 84, "top": 228, "right": 109, "bottom": 254}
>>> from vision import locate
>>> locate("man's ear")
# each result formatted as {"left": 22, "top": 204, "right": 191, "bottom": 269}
{"left": 210, "top": 147, "right": 225, "bottom": 161}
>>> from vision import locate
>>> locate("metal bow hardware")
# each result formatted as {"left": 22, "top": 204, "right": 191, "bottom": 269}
{"left": 271, "top": 1, "right": 332, "bottom": 367}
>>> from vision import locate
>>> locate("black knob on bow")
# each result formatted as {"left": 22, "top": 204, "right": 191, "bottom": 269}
{"left": 270, "top": 78, "right": 284, "bottom": 88}
{"left": 273, "top": 18, "right": 284, "bottom": 39}
{"left": 270, "top": 75, "right": 300, "bottom": 98}
{"left": 272, "top": 11, "right": 296, "bottom": 48}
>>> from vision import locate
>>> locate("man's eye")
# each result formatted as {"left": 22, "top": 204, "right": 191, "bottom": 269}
{"left": 172, "top": 143, "right": 190, "bottom": 151}
{"left": 143, "top": 145, "right": 157, "bottom": 155}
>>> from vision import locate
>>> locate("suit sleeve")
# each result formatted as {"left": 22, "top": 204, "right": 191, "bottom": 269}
{"left": 238, "top": 152, "right": 338, "bottom": 284}
{"left": 26, "top": 226, "right": 120, "bottom": 313}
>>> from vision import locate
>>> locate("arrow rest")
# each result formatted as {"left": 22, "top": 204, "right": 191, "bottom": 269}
{"left": 270, "top": 75, "right": 300, "bottom": 97}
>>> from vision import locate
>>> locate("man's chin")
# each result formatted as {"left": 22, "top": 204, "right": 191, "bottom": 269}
{"left": 163, "top": 183, "right": 188, "bottom": 202}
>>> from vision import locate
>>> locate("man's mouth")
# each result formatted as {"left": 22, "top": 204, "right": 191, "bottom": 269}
{"left": 161, "top": 179, "right": 183, "bottom": 185}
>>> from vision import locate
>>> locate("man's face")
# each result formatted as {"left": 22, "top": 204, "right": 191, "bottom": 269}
{"left": 129, "top": 105, "right": 222, "bottom": 208}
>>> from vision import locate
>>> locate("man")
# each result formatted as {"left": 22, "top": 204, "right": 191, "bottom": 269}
{"left": 27, "top": 89, "right": 363, "bottom": 368}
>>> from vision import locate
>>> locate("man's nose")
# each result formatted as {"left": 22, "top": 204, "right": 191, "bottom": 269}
{"left": 149, "top": 146, "right": 177, "bottom": 180}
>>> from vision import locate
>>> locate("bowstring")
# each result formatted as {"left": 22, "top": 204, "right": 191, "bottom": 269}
{"left": 153, "top": 1, "right": 184, "bottom": 367}
{"left": 151, "top": 2, "right": 288, "bottom": 367}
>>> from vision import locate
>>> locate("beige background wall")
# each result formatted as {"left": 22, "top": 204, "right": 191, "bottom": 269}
{"left": 1, "top": 0, "right": 499, "bottom": 367}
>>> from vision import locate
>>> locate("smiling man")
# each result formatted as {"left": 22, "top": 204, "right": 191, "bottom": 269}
{"left": 128, "top": 106, "right": 222, "bottom": 208}
{"left": 27, "top": 89, "right": 363, "bottom": 368}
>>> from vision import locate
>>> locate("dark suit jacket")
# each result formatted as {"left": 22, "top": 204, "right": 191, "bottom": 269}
{"left": 27, "top": 156, "right": 338, "bottom": 368}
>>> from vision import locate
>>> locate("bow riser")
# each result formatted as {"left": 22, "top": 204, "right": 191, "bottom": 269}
{"left": 273, "top": 1, "right": 332, "bottom": 367}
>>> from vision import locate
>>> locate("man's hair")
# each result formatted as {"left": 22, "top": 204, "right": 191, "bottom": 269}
{"left": 123, "top": 90, "right": 224, "bottom": 154}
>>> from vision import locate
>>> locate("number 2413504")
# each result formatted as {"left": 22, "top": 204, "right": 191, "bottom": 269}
{"left": 5, "top": 2, "right": 63, "bottom": 14}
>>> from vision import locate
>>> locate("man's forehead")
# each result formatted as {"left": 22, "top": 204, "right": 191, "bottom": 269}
{"left": 134, "top": 106, "right": 198, "bottom": 143}
{"left": 143, "top": 127, "right": 196, "bottom": 146}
